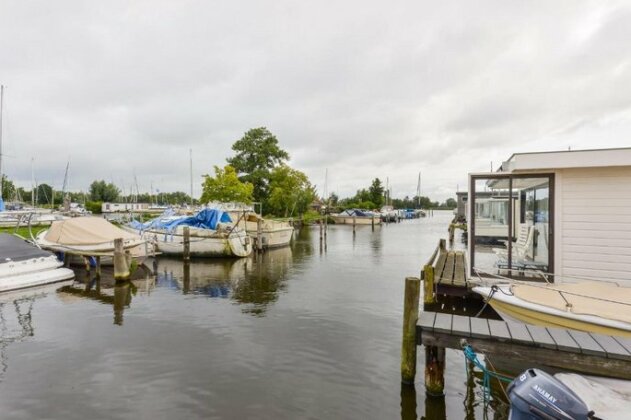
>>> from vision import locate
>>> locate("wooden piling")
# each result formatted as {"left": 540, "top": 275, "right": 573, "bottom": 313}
{"left": 353, "top": 216, "right": 356, "bottom": 234}
{"left": 319, "top": 218, "right": 323, "bottom": 242}
{"left": 95, "top": 256, "right": 101, "bottom": 280}
{"left": 371, "top": 215, "right": 375, "bottom": 231}
{"left": 255, "top": 218, "right": 262, "bottom": 252}
{"left": 324, "top": 215, "right": 327, "bottom": 239}
{"left": 424, "top": 345, "right": 446, "bottom": 397}
{"left": 423, "top": 264, "right": 435, "bottom": 305}
{"left": 401, "top": 276, "right": 421, "bottom": 385}
{"left": 63, "top": 252, "right": 70, "bottom": 268}
{"left": 183, "top": 226, "right": 191, "bottom": 262}
{"left": 113, "top": 238, "right": 130, "bottom": 280}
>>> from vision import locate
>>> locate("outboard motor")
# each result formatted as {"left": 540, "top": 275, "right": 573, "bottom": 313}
{"left": 508, "top": 369, "right": 599, "bottom": 419}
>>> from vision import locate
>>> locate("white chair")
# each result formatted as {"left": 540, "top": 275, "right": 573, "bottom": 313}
{"left": 493, "top": 224, "right": 534, "bottom": 263}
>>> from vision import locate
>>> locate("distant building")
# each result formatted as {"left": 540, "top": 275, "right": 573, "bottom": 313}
{"left": 102, "top": 202, "right": 150, "bottom": 213}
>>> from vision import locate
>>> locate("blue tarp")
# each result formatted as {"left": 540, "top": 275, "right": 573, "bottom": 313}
{"left": 130, "top": 208, "right": 232, "bottom": 233}
{"left": 0, "top": 198, "right": 4, "bottom": 212}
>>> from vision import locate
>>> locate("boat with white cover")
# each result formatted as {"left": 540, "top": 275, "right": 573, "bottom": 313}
{"left": 36, "top": 217, "right": 150, "bottom": 264}
{"left": 0, "top": 233, "right": 74, "bottom": 292}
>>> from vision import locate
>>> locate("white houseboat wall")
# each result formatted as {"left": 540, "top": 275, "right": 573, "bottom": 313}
{"left": 468, "top": 147, "right": 631, "bottom": 286}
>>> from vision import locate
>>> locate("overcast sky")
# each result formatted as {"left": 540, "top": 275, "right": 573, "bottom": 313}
{"left": 1, "top": 1, "right": 630, "bottom": 201}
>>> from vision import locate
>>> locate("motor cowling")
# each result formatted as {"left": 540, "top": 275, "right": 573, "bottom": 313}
{"left": 508, "top": 369, "right": 593, "bottom": 420}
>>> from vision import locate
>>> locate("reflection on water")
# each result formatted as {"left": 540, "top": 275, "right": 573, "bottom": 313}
{"left": 0, "top": 212, "right": 510, "bottom": 419}
{"left": 0, "top": 281, "right": 73, "bottom": 381}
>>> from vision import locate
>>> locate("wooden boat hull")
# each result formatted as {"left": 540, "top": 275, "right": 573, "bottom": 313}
{"left": 473, "top": 286, "right": 631, "bottom": 338}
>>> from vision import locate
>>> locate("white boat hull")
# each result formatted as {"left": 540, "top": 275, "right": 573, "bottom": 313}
{"left": 0, "top": 255, "right": 74, "bottom": 293}
{"left": 140, "top": 229, "right": 252, "bottom": 258}
{"left": 473, "top": 285, "right": 631, "bottom": 337}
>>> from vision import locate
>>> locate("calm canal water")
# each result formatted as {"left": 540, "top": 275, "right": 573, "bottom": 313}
{"left": 0, "top": 210, "right": 498, "bottom": 419}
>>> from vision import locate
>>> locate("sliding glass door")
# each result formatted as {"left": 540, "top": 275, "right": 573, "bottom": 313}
{"left": 470, "top": 174, "right": 553, "bottom": 278}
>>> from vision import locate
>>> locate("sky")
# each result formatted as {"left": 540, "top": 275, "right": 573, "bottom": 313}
{"left": 1, "top": 0, "right": 630, "bottom": 202}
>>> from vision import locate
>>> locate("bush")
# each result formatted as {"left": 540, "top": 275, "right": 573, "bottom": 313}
{"left": 85, "top": 201, "right": 103, "bottom": 214}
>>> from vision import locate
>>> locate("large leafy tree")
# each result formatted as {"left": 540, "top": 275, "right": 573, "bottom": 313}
{"left": 267, "top": 165, "right": 315, "bottom": 217}
{"left": 227, "top": 127, "right": 289, "bottom": 202}
{"left": 89, "top": 180, "right": 120, "bottom": 202}
{"left": 200, "top": 165, "right": 254, "bottom": 204}
{"left": 368, "top": 178, "right": 385, "bottom": 208}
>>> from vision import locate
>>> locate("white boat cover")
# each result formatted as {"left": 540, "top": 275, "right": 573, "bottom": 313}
{"left": 513, "top": 281, "right": 631, "bottom": 324}
{"left": 44, "top": 217, "right": 139, "bottom": 245}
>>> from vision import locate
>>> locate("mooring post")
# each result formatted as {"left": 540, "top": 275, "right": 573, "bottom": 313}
{"left": 423, "top": 264, "right": 435, "bottom": 305}
{"left": 113, "top": 238, "right": 130, "bottom": 281}
{"left": 319, "top": 218, "right": 323, "bottom": 242}
{"left": 448, "top": 224, "right": 455, "bottom": 244}
{"left": 183, "top": 226, "right": 191, "bottom": 262}
{"left": 353, "top": 216, "right": 356, "bottom": 234}
{"left": 95, "top": 256, "right": 101, "bottom": 280}
{"left": 371, "top": 215, "right": 375, "bottom": 231}
{"left": 324, "top": 215, "right": 327, "bottom": 240}
{"left": 401, "top": 276, "right": 421, "bottom": 385}
{"left": 424, "top": 345, "right": 446, "bottom": 397}
{"left": 63, "top": 252, "right": 70, "bottom": 268}
{"left": 256, "top": 219, "right": 263, "bottom": 252}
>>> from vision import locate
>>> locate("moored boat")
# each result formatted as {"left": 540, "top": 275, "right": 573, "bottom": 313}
{"left": 331, "top": 209, "right": 381, "bottom": 225}
{"left": 0, "top": 233, "right": 74, "bottom": 292}
{"left": 36, "top": 216, "right": 150, "bottom": 265}
{"left": 473, "top": 280, "right": 631, "bottom": 337}
{"left": 127, "top": 208, "right": 251, "bottom": 258}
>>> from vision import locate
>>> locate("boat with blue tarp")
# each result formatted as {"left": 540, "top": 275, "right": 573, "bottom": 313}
{"left": 126, "top": 208, "right": 252, "bottom": 258}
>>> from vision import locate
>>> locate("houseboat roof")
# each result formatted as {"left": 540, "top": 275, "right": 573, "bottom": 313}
{"left": 499, "top": 147, "right": 631, "bottom": 173}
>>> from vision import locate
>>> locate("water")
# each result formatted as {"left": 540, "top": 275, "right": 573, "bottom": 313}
{"left": 0, "top": 211, "right": 496, "bottom": 419}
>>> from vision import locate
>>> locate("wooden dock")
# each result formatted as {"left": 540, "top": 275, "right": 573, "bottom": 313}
{"left": 418, "top": 311, "right": 631, "bottom": 380}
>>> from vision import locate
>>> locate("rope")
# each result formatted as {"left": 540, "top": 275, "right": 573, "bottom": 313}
{"left": 462, "top": 344, "right": 513, "bottom": 403}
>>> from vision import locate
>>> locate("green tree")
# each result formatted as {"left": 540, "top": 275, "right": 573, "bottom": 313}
{"left": 200, "top": 165, "right": 254, "bottom": 204}
{"left": 443, "top": 198, "right": 457, "bottom": 209}
{"left": 1, "top": 175, "right": 15, "bottom": 201}
{"left": 267, "top": 164, "right": 315, "bottom": 217}
{"left": 36, "top": 183, "right": 53, "bottom": 205}
{"left": 89, "top": 180, "right": 120, "bottom": 202}
{"left": 227, "top": 127, "right": 289, "bottom": 202}
{"left": 368, "top": 178, "right": 385, "bottom": 208}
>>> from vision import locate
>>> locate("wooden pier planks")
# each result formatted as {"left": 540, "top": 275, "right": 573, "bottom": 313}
{"left": 434, "top": 249, "right": 468, "bottom": 289}
{"left": 416, "top": 311, "right": 631, "bottom": 379}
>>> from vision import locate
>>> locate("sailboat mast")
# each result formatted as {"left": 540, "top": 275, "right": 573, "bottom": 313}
{"left": 189, "top": 148, "right": 193, "bottom": 205}
{"left": 31, "top": 158, "right": 35, "bottom": 207}
{"left": 0, "top": 85, "right": 3, "bottom": 201}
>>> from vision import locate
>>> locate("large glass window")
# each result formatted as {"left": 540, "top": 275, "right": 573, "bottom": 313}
{"left": 471, "top": 174, "right": 553, "bottom": 278}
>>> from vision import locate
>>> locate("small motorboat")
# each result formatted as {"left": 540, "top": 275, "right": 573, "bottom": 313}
{"left": 0, "top": 233, "right": 74, "bottom": 292}
{"left": 472, "top": 280, "right": 631, "bottom": 337}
